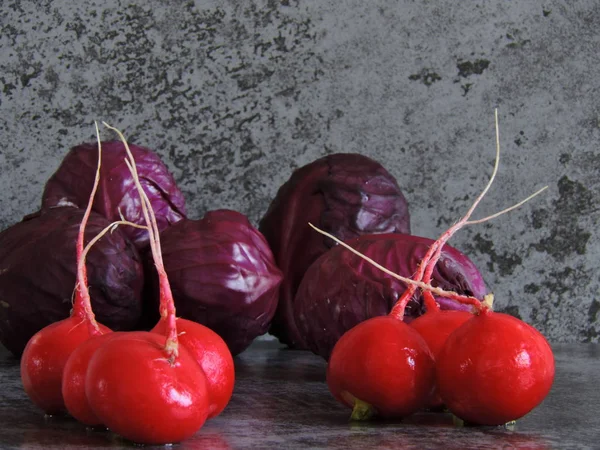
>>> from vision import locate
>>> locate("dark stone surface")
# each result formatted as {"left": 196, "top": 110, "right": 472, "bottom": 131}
{"left": 0, "top": 340, "right": 597, "bottom": 449}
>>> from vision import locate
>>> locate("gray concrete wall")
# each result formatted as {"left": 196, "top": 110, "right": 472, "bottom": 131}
{"left": 1, "top": 1, "right": 598, "bottom": 342}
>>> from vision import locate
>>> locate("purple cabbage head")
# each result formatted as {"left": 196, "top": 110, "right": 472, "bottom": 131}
{"left": 42, "top": 140, "right": 186, "bottom": 249}
{"left": 146, "top": 209, "right": 283, "bottom": 356}
{"left": 259, "top": 153, "right": 411, "bottom": 349}
{"left": 293, "top": 233, "right": 487, "bottom": 360}
{"left": 0, "top": 207, "right": 145, "bottom": 356}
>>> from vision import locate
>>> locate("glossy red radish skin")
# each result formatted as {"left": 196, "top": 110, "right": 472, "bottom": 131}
{"left": 20, "top": 318, "right": 111, "bottom": 414}
{"left": 409, "top": 310, "right": 473, "bottom": 408}
{"left": 86, "top": 332, "right": 209, "bottom": 444}
{"left": 436, "top": 311, "right": 555, "bottom": 425}
{"left": 62, "top": 332, "right": 118, "bottom": 425}
{"left": 81, "top": 124, "right": 211, "bottom": 444}
{"left": 410, "top": 310, "right": 473, "bottom": 358}
{"left": 152, "top": 318, "right": 235, "bottom": 419}
{"left": 327, "top": 316, "right": 435, "bottom": 419}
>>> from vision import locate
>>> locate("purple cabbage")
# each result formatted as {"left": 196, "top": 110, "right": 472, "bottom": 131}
{"left": 259, "top": 153, "right": 411, "bottom": 349}
{"left": 145, "top": 209, "right": 283, "bottom": 356}
{"left": 42, "top": 140, "right": 186, "bottom": 249}
{"left": 293, "top": 233, "right": 487, "bottom": 360}
{"left": 0, "top": 207, "right": 144, "bottom": 356}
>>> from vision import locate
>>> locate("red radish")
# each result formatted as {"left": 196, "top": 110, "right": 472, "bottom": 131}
{"left": 315, "top": 224, "right": 491, "bottom": 419}
{"left": 316, "top": 223, "right": 477, "bottom": 418}
{"left": 85, "top": 124, "right": 210, "bottom": 444}
{"left": 403, "top": 110, "right": 548, "bottom": 413}
{"left": 408, "top": 114, "right": 552, "bottom": 419}
{"left": 62, "top": 332, "right": 120, "bottom": 426}
{"left": 59, "top": 215, "right": 146, "bottom": 424}
{"left": 402, "top": 117, "right": 505, "bottom": 408}
{"left": 86, "top": 331, "right": 209, "bottom": 443}
{"left": 20, "top": 129, "right": 112, "bottom": 414}
{"left": 409, "top": 310, "right": 473, "bottom": 408}
{"left": 410, "top": 310, "right": 474, "bottom": 358}
{"left": 316, "top": 222, "right": 490, "bottom": 419}
{"left": 315, "top": 110, "right": 552, "bottom": 422}
{"left": 436, "top": 310, "right": 555, "bottom": 425}
{"left": 152, "top": 318, "right": 235, "bottom": 419}
{"left": 20, "top": 317, "right": 111, "bottom": 414}
{"left": 327, "top": 316, "right": 435, "bottom": 419}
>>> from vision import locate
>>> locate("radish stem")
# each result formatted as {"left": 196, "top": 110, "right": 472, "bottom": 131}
{"left": 76, "top": 218, "right": 147, "bottom": 334}
{"left": 72, "top": 122, "right": 104, "bottom": 335}
{"left": 389, "top": 109, "right": 502, "bottom": 319}
{"left": 465, "top": 186, "right": 548, "bottom": 225}
{"left": 308, "top": 223, "right": 482, "bottom": 307}
{"left": 311, "top": 109, "right": 548, "bottom": 320}
{"left": 103, "top": 123, "right": 180, "bottom": 363}
{"left": 389, "top": 109, "right": 546, "bottom": 319}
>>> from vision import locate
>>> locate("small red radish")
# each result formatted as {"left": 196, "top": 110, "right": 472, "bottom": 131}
{"left": 20, "top": 317, "right": 111, "bottom": 414}
{"left": 20, "top": 130, "right": 112, "bottom": 414}
{"left": 409, "top": 308, "right": 474, "bottom": 359}
{"left": 436, "top": 309, "right": 555, "bottom": 425}
{"left": 327, "top": 316, "right": 435, "bottom": 419}
{"left": 152, "top": 318, "right": 235, "bottom": 419}
{"left": 402, "top": 110, "right": 548, "bottom": 412}
{"left": 402, "top": 135, "right": 501, "bottom": 409}
{"left": 86, "top": 331, "right": 210, "bottom": 443}
{"left": 59, "top": 216, "right": 146, "bottom": 424}
{"left": 85, "top": 125, "right": 211, "bottom": 444}
{"left": 314, "top": 224, "right": 488, "bottom": 419}
{"left": 62, "top": 332, "right": 119, "bottom": 426}
{"left": 409, "top": 309, "right": 473, "bottom": 409}
{"left": 315, "top": 222, "right": 477, "bottom": 419}
{"left": 314, "top": 223, "right": 487, "bottom": 419}
{"left": 315, "top": 111, "right": 552, "bottom": 422}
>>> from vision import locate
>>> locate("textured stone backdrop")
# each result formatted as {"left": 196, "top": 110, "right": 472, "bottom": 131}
{"left": 1, "top": 0, "right": 598, "bottom": 342}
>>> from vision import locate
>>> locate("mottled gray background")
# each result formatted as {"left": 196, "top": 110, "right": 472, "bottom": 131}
{"left": 1, "top": 1, "right": 598, "bottom": 343}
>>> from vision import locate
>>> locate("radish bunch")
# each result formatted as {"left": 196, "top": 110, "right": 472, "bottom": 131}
{"left": 21, "top": 125, "right": 235, "bottom": 445}
{"left": 319, "top": 111, "right": 555, "bottom": 425}
{"left": 20, "top": 129, "right": 114, "bottom": 415}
